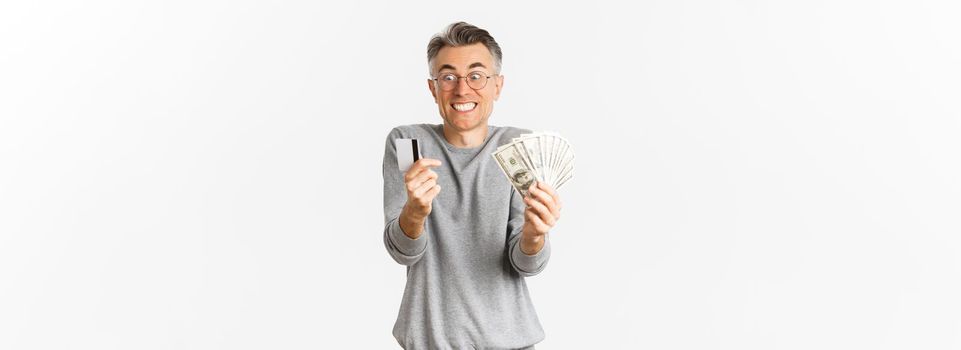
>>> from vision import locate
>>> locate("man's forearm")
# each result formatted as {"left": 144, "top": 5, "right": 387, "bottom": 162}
{"left": 398, "top": 205, "right": 428, "bottom": 239}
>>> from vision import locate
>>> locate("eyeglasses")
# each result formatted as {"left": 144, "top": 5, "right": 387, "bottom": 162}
{"left": 430, "top": 71, "right": 494, "bottom": 91}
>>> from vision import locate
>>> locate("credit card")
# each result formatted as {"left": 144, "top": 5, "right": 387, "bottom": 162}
{"left": 395, "top": 138, "right": 421, "bottom": 172}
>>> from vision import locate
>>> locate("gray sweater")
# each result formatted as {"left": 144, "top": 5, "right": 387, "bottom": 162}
{"left": 383, "top": 124, "right": 551, "bottom": 349}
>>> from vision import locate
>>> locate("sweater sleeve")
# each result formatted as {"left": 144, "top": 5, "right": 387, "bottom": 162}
{"left": 506, "top": 186, "right": 551, "bottom": 276}
{"left": 383, "top": 128, "right": 428, "bottom": 266}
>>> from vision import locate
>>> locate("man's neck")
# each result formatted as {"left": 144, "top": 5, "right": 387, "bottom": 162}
{"left": 442, "top": 124, "right": 489, "bottom": 148}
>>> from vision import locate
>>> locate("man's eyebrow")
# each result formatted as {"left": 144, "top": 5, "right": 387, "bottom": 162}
{"left": 437, "top": 62, "right": 489, "bottom": 72}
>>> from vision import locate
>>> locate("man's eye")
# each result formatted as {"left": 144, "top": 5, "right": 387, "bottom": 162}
{"left": 469, "top": 73, "right": 482, "bottom": 80}
{"left": 442, "top": 75, "right": 457, "bottom": 82}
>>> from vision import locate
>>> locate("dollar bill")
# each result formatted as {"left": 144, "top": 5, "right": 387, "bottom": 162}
{"left": 516, "top": 136, "right": 545, "bottom": 182}
{"left": 492, "top": 143, "right": 538, "bottom": 197}
{"left": 493, "top": 131, "right": 574, "bottom": 194}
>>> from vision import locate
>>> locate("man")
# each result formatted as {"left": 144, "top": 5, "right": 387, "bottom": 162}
{"left": 382, "top": 22, "right": 563, "bottom": 349}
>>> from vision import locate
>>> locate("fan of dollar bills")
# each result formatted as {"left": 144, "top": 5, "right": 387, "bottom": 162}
{"left": 492, "top": 132, "right": 574, "bottom": 197}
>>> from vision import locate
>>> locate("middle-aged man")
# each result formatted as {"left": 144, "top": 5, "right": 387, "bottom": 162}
{"left": 381, "top": 22, "right": 564, "bottom": 349}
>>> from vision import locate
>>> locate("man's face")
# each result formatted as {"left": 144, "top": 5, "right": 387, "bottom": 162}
{"left": 428, "top": 43, "right": 504, "bottom": 133}
{"left": 515, "top": 170, "right": 533, "bottom": 186}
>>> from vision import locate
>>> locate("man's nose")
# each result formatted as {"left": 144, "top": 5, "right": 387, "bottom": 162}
{"left": 453, "top": 77, "right": 473, "bottom": 95}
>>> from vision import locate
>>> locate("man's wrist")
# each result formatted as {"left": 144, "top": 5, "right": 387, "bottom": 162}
{"left": 519, "top": 232, "right": 546, "bottom": 255}
{"left": 399, "top": 205, "right": 427, "bottom": 238}
{"left": 403, "top": 204, "right": 427, "bottom": 221}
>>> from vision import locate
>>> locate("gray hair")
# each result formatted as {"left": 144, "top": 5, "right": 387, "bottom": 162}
{"left": 427, "top": 22, "right": 503, "bottom": 76}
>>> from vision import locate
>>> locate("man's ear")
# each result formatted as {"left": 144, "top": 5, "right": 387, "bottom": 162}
{"left": 493, "top": 75, "right": 504, "bottom": 101}
{"left": 427, "top": 79, "right": 438, "bottom": 102}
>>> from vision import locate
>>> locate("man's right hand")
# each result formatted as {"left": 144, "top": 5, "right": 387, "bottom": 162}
{"left": 399, "top": 158, "right": 442, "bottom": 238}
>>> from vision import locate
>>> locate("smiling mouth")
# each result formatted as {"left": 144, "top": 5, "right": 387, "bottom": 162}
{"left": 451, "top": 102, "right": 477, "bottom": 112}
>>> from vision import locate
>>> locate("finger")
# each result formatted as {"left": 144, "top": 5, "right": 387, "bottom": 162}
{"left": 524, "top": 196, "right": 556, "bottom": 227}
{"left": 413, "top": 178, "right": 437, "bottom": 197}
{"left": 407, "top": 170, "right": 438, "bottom": 192}
{"left": 416, "top": 184, "right": 442, "bottom": 205}
{"left": 528, "top": 182, "right": 553, "bottom": 205}
{"left": 525, "top": 209, "right": 551, "bottom": 234}
{"left": 404, "top": 158, "right": 442, "bottom": 181}
{"left": 537, "top": 181, "right": 557, "bottom": 196}
{"left": 410, "top": 168, "right": 437, "bottom": 186}
{"left": 528, "top": 183, "right": 559, "bottom": 218}
{"left": 424, "top": 184, "right": 442, "bottom": 200}
{"left": 537, "top": 182, "right": 561, "bottom": 212}
{"left": 410, "top": 158, "right": 442, "bottom": 173}
{"left": 538, "top": 182, "right": 561, "bottom": 205}
{"left": 537, "top": 181, "right": 562, "bottom": 217}
{"left": 404, "top": 165, "right": 425, "bottom": 182}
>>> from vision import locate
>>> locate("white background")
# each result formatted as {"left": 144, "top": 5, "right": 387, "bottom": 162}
{"left": 2, "top": 1, "right": 959, "bottom": 349}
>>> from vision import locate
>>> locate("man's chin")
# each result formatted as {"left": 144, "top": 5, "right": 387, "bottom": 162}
{"left": 444, "top": 115, "right": 486, "bottom": 131}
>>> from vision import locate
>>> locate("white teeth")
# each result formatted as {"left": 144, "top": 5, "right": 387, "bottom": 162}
{"left": 453, "top": 102, "right": 476, "bottom": 111}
